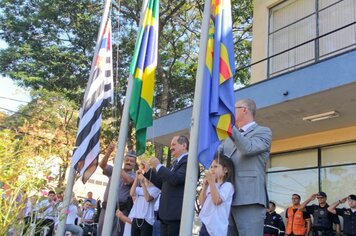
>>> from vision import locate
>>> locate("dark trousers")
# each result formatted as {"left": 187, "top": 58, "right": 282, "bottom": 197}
{"left": 118, "top": 207, "right": 130, "bottom": 236}
{"left": 199, "top": 224, "right": 210, "bottom": 236}
{"left": 312, "top": 229, "right": 334, "bottom": 236}
{"left": 35, "top": 219, "right": 54, "bottom": 236}
{"left": 82, "top": 223, "right": 96, "bottom": 236}
{"left": 160, "top": 220, "right": 180, "bottom": 236}
{"left": 131, "top": 218, "right": 153, "bottom": 236}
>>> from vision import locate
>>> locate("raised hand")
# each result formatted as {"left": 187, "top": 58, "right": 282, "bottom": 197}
{"left": 340, "top": 197, "right": 347, "bottom": 204}
{"left": 149, "top": 157, "right": 161, "bottom": 168}
{"left": 205, "top": 171, "right": 216, "bottom": 184}
{"left": 140, "top": 160, "right": 150, "bottom": 172}
{"left": 310, "top": 193, "right": 318, "bottom": 200}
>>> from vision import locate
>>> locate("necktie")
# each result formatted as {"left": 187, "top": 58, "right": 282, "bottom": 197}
{"left": 171, "top": 159, "right": 178, "bottom": 170}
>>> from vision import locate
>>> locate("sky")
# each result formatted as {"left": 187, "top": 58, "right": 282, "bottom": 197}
{"left": 0, "top": 76, "right": 31, "bottom": 113}
{"left": 0, "top": 39, "right": 32, "bottom": 113}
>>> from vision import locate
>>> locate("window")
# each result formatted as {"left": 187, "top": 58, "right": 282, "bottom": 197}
{"left": 267, "top": 141, "right": 356, "bottom": 212}
{"left": 321, "top": 142, "right": 356, "bottom": 166}
{"left": 320, "top": 165, "right": 356, "bottom": 201}
{"left": 268, "top": 0, "right": 356, "bottom": 77}
{"left": 267, "top": 169, "right": 318, "bottom": 209}
{"left": 268, "top": 149, "right": 317, "bottom": 171}
{"left": 319, "top": 0, "right": 356, "bottom": 58}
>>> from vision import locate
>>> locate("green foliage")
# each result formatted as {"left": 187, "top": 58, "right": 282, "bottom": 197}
{"left": 3, "top": 90, "right": 79, "bottom": 187}
{"left": 0, "top": 0, "right": 252, "bottom": 113}
{"left": 0, "top": 0, "right": 103, "bottom": 101}
{"left": 231, "top": 0, "right": 253, "bottom": 84}
{"left": 0, "top": 129, "right": 48, "bottom": 234}
{"left": 0, "top": 0, "right": 253, "bottom": 163}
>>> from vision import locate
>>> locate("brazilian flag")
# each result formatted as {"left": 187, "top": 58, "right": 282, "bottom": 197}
{"left": 129, "top": 0, "right": 159, "bottom": 155}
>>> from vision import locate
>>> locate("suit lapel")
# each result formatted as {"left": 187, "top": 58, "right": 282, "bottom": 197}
{"left": 224, "top": 138, "right": 237, "bottom": 157}
{"left": 243, "top": 123, "right": 258, "bottom": 136}
{"left": 224, "top": 124, "right": 259, "bottom": 157}
{"left": 173, "top": 154, "right": 188, "bottom": 171}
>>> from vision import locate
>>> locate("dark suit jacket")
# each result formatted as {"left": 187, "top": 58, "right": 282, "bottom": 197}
{"left": 144, "top": 154, "right": 188, "bottom": 221}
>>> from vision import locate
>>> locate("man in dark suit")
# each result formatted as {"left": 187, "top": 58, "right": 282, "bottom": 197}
{"left": 143, "top": 135, "right": 189, "bottom": 236}
{"left": 220, "top": 98, "right": 272, "bottom": 236}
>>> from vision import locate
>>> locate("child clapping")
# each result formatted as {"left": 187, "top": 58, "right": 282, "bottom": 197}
{"left": 198, "top": 153, "right": 235, "bottom": 236}
{"left": 117, "top": 169, "right": 160, "bottom": 236}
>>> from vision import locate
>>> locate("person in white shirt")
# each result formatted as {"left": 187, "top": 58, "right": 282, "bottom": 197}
{"left": 36, "top": 190, "right": 57, "bottom": 236}
{"left": 84, "top": 191, "right": 97, "bottom": 211}
{"left": 22, "top": 196, "right": 37, "bottom": 235}
{"left": 81, "top": 200, "right": 95, "bottom": 235}
{"left": 198, "top": 153, "right": 235, "bottom": 236}
{"left": 116, "top": 169, "right": 160, "bottom": 236}
{"left": 57, "top": 194, "right": 83, "bottom": 236}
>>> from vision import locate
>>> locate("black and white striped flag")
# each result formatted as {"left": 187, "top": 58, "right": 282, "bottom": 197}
{"left": 72, "top": 18, "right": 113, "bottom": 183}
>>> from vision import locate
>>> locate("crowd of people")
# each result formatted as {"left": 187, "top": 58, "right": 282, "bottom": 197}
{"left": 20, "top": 190, "right": 101, "bottom": 236}
{"left": 263, "top": 192, "right": 356, "bottom": 236}
{"left": 16, "top": 99, "right": 356, "bottom": 236}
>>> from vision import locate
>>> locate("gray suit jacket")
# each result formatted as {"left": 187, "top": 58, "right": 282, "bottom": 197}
{"left": 220, "top": 123, "right": 272, "bottom": 207}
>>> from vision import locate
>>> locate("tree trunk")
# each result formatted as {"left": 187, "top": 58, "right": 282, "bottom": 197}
{"left": 154, "top": 142, "right": 164, "bottom": 162}
{"left": 57, "top": 161, "right": 68, "bottom": 188}
{"left": 154, "top": 43, "right": 170, "bottom": 161}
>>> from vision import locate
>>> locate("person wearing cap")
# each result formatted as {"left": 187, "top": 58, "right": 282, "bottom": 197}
{"left": 328, "top": 194, "right": 356, "bottom": 236}
{"left": 97, "top": 144, "right": 136, "bottom": 236}
{"left": 143, "top": 135, "right": 189, "bottom": 236}
{"left": 264, "top": 201, "right": 285, "bottom": 236}
{"left": 300, "top": 192, "right": 341, "bottom": 236}
{"left": 84, "top": 191, "right": 97, "bottom": 210}
{"left": 219, "top": 99, "right": 272, "bottom": 236}
{"left": 285, "top": 194, "right": 311, "bottom": 236}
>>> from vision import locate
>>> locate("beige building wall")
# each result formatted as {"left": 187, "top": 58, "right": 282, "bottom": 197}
{"left": 272, "top": 125, "right": 356, "bottom": 153}
{"left": 73, "top": 169, "right": 108, "bottom": 200}
{"left": 251, "top": 0, "right": 283, "bottom": 83}
{"left": 252, "top": 0, "right": 356, "bottom": 152}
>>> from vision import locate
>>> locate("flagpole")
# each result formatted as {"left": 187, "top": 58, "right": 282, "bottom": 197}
{"left": 55, "top": 167, "right": 76, "bottom": 236}
{"left": 179, "top": 0, "right": 211, "bottom": 235}
{"left": 101, "top": 73, "right": 133, "bottom": 235}
{"left": 56, "top": 0, "right": 112, "bottom": 235}
{"left": 101, "top": 0, "right": 148, "bottom": 234}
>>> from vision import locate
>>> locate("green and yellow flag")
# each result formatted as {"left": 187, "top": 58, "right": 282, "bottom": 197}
{"left": 129, "top": 0, "right": 159, "bottom": 155}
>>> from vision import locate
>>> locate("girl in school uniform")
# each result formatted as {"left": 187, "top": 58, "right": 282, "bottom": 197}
{"left": 198, "top": 153, "right": 235, "bottom": 236}
{"left": 116, "top": 169, "right": 160, "bottom": 236}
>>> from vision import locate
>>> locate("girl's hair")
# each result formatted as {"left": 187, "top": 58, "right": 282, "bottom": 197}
{"left": 213, "top": 152, "right": 235, "bottom": 185}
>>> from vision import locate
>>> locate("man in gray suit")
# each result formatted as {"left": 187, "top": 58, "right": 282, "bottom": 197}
{"left": 220, "top": 98, "right": 272, "bottom": 236}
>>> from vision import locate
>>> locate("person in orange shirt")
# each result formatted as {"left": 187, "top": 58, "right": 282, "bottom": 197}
{"left": 285, "top": 194, "right": 311, "bottom": 236}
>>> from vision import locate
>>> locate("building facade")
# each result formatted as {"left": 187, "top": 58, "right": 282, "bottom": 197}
{"left": 147, "top": 0, "right": 356, "bottom": 215}
{"left": 252, "top": 0, "right": 356, "bottom": 210}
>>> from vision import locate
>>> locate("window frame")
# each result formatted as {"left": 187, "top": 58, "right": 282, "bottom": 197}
{"left": 267, "top": 0, "right": 356, "bottom": 78}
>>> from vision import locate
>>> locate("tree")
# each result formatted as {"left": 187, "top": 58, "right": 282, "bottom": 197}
{"left": 0, "top": 0, "right": 253, "bottom": 162}
{"left": 0, "top": 0, "right": 103, "bottom": 101}
{"left": 232, "top": 0, "right": 253, "bottom": 85}
{"left": 3, "top": 90, "right": 79, "bottom": 187}
{"left": 0, "top": 129, "right": 48, "bottom": 234}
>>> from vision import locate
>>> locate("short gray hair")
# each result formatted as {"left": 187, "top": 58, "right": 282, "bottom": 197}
{"left": 176, "top": 135, "right": 189, "bottom": 151}
{"left": 240, "top": 98, "right": 256, "bottom": 118}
